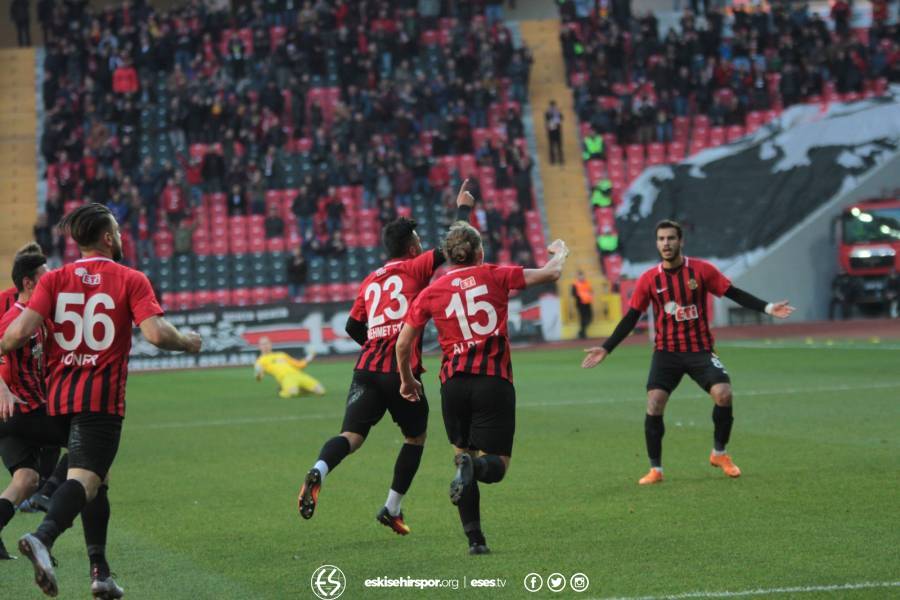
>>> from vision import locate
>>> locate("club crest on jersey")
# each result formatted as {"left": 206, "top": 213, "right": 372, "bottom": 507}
{"left": 75, "top": 267, "right": 101, "bottom": 286}
{"left": 688, "top": 278, "right": 698, "bottom": 290}
{"left": 451, "top": 276, "right": 476, "bottom": 290}
{"left": 664, "top": 301, "right": 699, "bottom": 321}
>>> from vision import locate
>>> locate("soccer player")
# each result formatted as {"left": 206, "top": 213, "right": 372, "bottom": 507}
{"left": 396, "top": 223, "right": 569, "bottom": 555}
{"left": 297, "top": 181, "right": 475, "bottom": 536}
{"left": 255, "top": 336, "right": 325, "bottom": 397}
{"left": 1, "top": 242, "right": 44, "bottom": 313}
{"left": 0, "top": 204, "right": 202, "bottom": 598}
{"left": 581, "top": 220, "right": 794, "bottom": 484}
{"left": 0, "top": 251, "right": 52, "bottom": 559}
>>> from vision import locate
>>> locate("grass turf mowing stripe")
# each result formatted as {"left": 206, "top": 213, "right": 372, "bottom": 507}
{"left": 596, "top": 580, "right": 900, "bottom": 599}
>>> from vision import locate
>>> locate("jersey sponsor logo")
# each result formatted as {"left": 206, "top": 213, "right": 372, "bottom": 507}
{"left": 74, "top": 267, "right": 101, "bottom": 286}
{"left": 451, "top": 276, "right": 477, "bottom": 290}
{"left": 61, "top": 352, "right": 99, "bottom": 366}
{"left": 664, "top": 301, "right": 699, "bottom": 322}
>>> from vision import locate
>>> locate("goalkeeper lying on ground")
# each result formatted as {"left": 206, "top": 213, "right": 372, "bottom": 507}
{"left": 254, "top": 336, "right": 326, "bottom": 398}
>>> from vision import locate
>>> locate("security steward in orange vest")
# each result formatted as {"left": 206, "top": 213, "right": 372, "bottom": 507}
{"left": 571, "top": 270, "right": 594, "bottom": 339}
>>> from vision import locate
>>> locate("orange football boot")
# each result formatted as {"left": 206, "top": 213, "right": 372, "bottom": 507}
{"left": 709, "top": 452, "right": 741, "bottom": 477}
{"left": 638, "top": 468, "right": 664, "bottom": 485}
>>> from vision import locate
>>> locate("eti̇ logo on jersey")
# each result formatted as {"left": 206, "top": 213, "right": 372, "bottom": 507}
{"left": 310, "top": 565, "right": 346, "bottom": 599}
{"left": 74, "top": 268, "right": 101, "bottom": 286}
{"left": 664, "top": 302, "right": 699, "bottom": 322}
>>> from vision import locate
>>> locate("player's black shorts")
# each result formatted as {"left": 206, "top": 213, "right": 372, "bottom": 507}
{"left": 646, "top": 350, "right": 731, "bottom": 394}
{"left": 0, "top": 408, "right": 68, "bottom": 475}
{"left": 63, "top": 412, "right": 123, "bottom": 480}
{"left": 441, "top": 373, "right": 516, "bottom": 456}
{"left": 341, "top": 370, "right": 429, "bottom": 439}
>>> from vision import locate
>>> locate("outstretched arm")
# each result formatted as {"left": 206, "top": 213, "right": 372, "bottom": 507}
{"left": 0, "top": 308, "right": 43, "bottom": 356}
{"left": 433, "top": 178, "right": 476, "bottom": 268}
{"left": 724, "top": 286, "right": 795, "bottom": 318}
{"left": 396, "top": 323, "right": 424, "bottom": 402}
{"left": 139, "top": 316, "right": 202, "bottom": 353}
{"left": 523, "top": 239, "right": 569, "bottom": 287}
{"left": 581, "top": 308, "right": 642, "bottom": 368}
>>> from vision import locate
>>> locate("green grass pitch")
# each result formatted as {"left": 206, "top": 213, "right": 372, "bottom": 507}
{"left": 1, "top": 342, "right": 898, "bottom": 599}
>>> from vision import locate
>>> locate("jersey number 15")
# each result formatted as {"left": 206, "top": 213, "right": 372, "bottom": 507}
{"left": 445, "top": 285, "right": 498, "bottom": 341}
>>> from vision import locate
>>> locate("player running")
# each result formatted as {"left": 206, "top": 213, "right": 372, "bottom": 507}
{"left": 396, "top": 222, "right": 569, "bottom": 555}
{"left": 581, "top": 220, "right": 794, "bottom": 484}
{"left": 0, "top": 251, "right": 53, "bottom": 560}
{"left": 297, "top": 181, "right": 474, "bottom": 536}
{"left": 255, "top": 336, "right": 325, "bottom": 397}
{"left": 1, "top": 204, "right": 202, "bottom": 598}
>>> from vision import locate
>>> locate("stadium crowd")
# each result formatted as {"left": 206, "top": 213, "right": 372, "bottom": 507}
{"left": 36, "top": 0, "right": 537, "bottom": 286}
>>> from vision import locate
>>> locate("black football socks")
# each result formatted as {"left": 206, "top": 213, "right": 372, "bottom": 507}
{"left": 0, "top": 498, "right": 15, "bottom": 530}
{"left": 712, "top": 404, "right": 734, "bottom": 452}
{"left": 82, "top": 484, "right": 110, "bottom": 576}
{"left": 645, "top": 414, "right": 665, "bottom": 468}
{"left": 473, "top": 454, "right": 506, "bottom": 484}
{"left": 35, "top": 479, "right": 88, "bottom": 548}
{"left": 391, "top": 443, "right": 424, "bottom": 495}
{"left": 318, "top": 436, "right": 352, "bottom": 473}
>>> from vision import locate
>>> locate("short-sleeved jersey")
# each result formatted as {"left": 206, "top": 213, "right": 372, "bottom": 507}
{"left": 27, "top": 257, "right": 164, "bottom": 417}
{"left": 0, "top": 302, "right": 48, "bottom": 414}
{"left": 349, "top": 250, "right": 438, "bottom": 375}
{"left": 0, "top": 286, "right": 17, "bottom": 314}
{"left": 255, "top": 352, "right": 308, "bottom": 384}
{"left": 629, "top": 257, "right": 731, "bottom": 352}
{"left": 406, "top": 264, "right": 526, "bottom": 384}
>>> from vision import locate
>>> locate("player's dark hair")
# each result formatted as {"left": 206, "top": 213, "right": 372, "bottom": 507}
{"left": 382, "top": 217, "right": 418, "bottom": 259}
{"left": 12, "top": 252, "right": 47, "bottom": 292}
{"left": 444, "top": 222, "right": 482, "bottom": 265}
{"left": 655, "top": 219, "right": 683, "bottom": 239}
{"left": 58, "top": 203, "right": 115, "bottom": 248}
{"left": 15, "top": 242, "right": 43, "bottom": 257}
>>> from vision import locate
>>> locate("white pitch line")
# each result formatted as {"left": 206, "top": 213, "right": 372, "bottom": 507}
{"left": 519, "top": 381, "right": 900, "bottom": 409}
{"left": 129, "top": 381, "right": 900, "bottom": 430}
{"left": 594, "top": 580, "right": 900, "bottom": 600}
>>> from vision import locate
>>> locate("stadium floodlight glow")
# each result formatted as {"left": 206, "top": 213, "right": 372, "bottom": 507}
{"left": 850, "top": 247, "right": 895, "bottom": 258}
{"left": 858, "top": 212, "right": 874, "bottom": 222}
{"left": 850, "top": 207, "right": 861, "bottom": 216}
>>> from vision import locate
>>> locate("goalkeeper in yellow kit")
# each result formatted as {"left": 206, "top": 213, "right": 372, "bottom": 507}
{"left": 255, "top": 337, "right": 326, "bottom": 398}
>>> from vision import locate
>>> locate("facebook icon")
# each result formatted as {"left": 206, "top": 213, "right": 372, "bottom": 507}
{"left": 524, "top": 573, "right": 544, "bottom": 592}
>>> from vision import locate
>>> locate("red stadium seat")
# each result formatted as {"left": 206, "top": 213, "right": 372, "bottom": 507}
{"left": 193, "top": 291, "right": 214, "bottom": 307}
{"left": 212, "top": 290, "right": 231, "bottom": 306}
{"left": 266, "top": 237, "right": 286, "bottom": 253}
{"left": 174, "top": 292, "right": 194, "bottom": 311}
{"left": 251, "top": 287, "right": 270, "bottom": 305}
{"left": 603, "top": 254, "right": 623, "bottom": 283}
{"left": 726, "top": 125, "right": 745, "bottom": 142}
{"left": 161, "top": 292, "right": 176, "bottom": 311}
{"left": 271, "top": 286, "right": 289, "bottom": 302}
{"left": 232, "top": 289, "right": 252, "bottom": 306}
{"left": 667, "top": 141, "right": 686, "bottom": 161}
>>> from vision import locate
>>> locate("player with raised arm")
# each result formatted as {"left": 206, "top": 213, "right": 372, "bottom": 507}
{"left": 297, "top": 181, "right": 475, "bottom": 536}
{"left": 0, "top": 204, "right": 202, "bottom": 598}
{"left": 255, "top": 336, "right": 325, "bottom": 397}
{"left": 396, "top": 223, "right": 568, "bottom": 555}
{"left": 581, "top": 220, "right": 794, "bottom": 484}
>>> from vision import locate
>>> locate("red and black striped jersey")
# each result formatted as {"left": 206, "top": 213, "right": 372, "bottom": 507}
{"left": 27, "top": 257, "right": 164, "bottom": 417}
{"left": 0, "top": 286, "right": 17, "bottom": 314}
{"left": 406, "top": 264, "right": 526, "bottom": 384}
{"left": 630, "top": 257, "right": 731, "bottom": 352}
{"left": 0, "top": 302, "right": 48, "bottom": 414}
{"left": 349, "top": 250, "right": 438, "bottom": 374}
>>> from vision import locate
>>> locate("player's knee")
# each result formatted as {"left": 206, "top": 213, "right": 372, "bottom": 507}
{"left": 405, "top": 433, "right": 426, "bottom": 446}
{"left": 12, "top": 467, "right": 40, "bottom": 495}
{"left": 711, "top": 385, "right": 732, "bottom": 406}
{"left": 341, "top": 431, "right": 365, "bottom": 452}
{"left": 646, "top": 391, "right": 668, "bottom": 415}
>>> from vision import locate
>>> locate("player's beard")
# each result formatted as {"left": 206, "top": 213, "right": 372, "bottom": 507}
{"left": 658, "top": 245, "right": 681, "bottom": 262}
{"left": 112, "top": 242, "right": 124, "bottom": 262}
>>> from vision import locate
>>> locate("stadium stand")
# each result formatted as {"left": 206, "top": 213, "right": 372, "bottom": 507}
{"left": 557, "top": 1, "right": 898, "bottom": 282}
{"left": 34, "top": 0, "right": 539, "bottom": 309}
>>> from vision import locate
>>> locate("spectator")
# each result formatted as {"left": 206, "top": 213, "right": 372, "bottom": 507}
{"left": 287, "top": 246, "right": 308, "bottom": 299}
{"left": 227, "top": 183, "right": 247, "bottom": 216}
{"left": 10, "top": 0, "right": 30, "bottom": 47}
{"left": 506, "top": 108, "right": 525, "bottom": 140}
{"left": 545, "top": 100, "right": 564, "bottom": 164}
{"left": 161, "top": 176, "right": 187, "bottom": 224}
{"left": 112, "top": 56, "right": 139, "bottom": 95}
{"left": 582, "top": 127, "right": 604, "bottom": 160}
{"left": 173, "top": 216, "right": 198, "bottom": 256}
{"left": 325, "top": 189, "right": 345, "bottom": 235}
{"left": 379, "top": 196, "right": 397, "bottom": 226}
{"left": 571, "top": 270, "right": 594, "bottom": 339}
{"left": 265, "top": 204, "right": 285, "bottom": 239}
